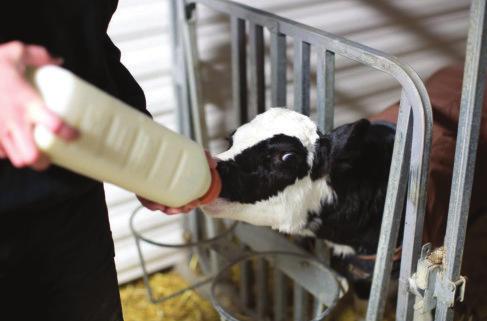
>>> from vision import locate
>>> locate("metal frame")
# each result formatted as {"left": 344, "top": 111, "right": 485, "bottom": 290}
{"left": 434, "top": 1, "right": 487, "bottom": 320}
{"left": 176, "top": 0, "right": 434, "bottom": 320}
{"left": 129, "top": 205, "right": 238, "bottom": 303}
{"left": 408, "top": 2, "right": 486, "bottom": 320}
{"left": 158, "top": 0, "right": 487, "bottom": 320}
{"left": 211, "top": 251, "right": 341, "bottom": 321}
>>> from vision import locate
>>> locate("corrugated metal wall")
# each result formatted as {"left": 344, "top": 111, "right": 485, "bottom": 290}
{"left": 107, "top": 0, "right": 470, "bottom": 284}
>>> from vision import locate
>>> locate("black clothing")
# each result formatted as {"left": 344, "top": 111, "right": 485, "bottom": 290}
{"left": 0, "top": 186, "right": 123, "bottom": 321}
{"left": 0, "top": 1, "right": 148, "bottom": 320}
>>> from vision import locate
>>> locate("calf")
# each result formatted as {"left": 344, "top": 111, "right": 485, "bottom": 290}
{"left": 203, "top": 107, "right": 393, "bottom": 254}
{"left": 202, "top": 108, "right": 396, "bottom": 295}
{"left": 202, "top": 66, "right": 487, "bottom": 299}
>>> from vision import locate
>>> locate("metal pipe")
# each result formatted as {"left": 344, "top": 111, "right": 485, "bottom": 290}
{"left": 239, "top": 251, "right": 252, "bottom": 309}
{"left": 293, "top": 40, "right": 311, "bottom": 115}
{"left": 270, "top": 32, "right": 287, "bottom": 107}
{"left": 273, "top": 270, "right": 287, "bottom": 321}
{"left": 231, "top": 17, "right": 248, "bottom": 124}
{"left": 293, "top": 284, "right": 308, "bottom": 321}
{"left": 435, "top": 1, "right": 487, "bottom": 320}
{"left": 180, "top": 1, "right": 208, "bottom": 146}
{"left": 366, "top": 92, "right": 412, "bottom": 321}
{"left": 395, "top": 94, "right": 433, "bottom": 321}
{"left": 256, "top": 259, "right": 269, "bottom": 317}
{"left": 184, "top": 3, "right": 433, "bottom": 321}
{"left": 249, "top": 22, "right": 265, "bottom": 117}
{"left": 316, "top": 49, "right": 335, "bottom": 133}
{"left": 270, "top": 29, "right": 288, "bottom": 321}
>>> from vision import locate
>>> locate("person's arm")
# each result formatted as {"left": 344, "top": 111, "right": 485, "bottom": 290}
{"left": 0, "top": 41, "right": 78, "bottom": 170}
{"left": 0, "top": 41, "right": 213, "bottom": 214}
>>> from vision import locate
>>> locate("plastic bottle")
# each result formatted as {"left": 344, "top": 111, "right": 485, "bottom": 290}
{"left": 29, "top": 66, "right": 220, "bottom": 208}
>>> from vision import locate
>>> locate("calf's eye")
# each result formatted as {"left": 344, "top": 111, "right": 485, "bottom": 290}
{"left": 281, "top": 152, "right": 296, "bottom": 162}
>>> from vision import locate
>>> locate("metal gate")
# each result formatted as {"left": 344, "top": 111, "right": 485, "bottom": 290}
{"left": 134, "top": 0, "right": 487, "bottom": 320}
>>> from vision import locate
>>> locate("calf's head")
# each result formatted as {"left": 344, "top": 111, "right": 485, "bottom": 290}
{"left": 202, "top": 107, "right": 372, "bottom": 235}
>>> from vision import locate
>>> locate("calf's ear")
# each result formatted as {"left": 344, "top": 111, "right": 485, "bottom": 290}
{"left": 226, "top": 129, "right": 237, "bottom": 148}
{"left": 311, "top": 131, "right": 331, "bottom": 180}
{"left": 311, "top": 119, "right": 370, "bottom": 180}
{"left": 329, "top": 119, "right": 370, "bottom": 171}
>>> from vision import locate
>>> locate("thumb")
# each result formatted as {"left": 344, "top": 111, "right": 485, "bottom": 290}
{"left": 27, "top": 101, "right": 79, "bottom": 141}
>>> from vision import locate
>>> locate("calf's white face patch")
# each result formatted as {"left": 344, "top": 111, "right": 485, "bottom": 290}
{"left": 218, "top": 107, "right": 320, "bottom": 166}
{"left": 202, "top": 107, "right": 335, "bottom": 235}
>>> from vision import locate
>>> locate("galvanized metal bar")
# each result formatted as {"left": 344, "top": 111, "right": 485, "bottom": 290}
{"left": 175, "top": 60, "right": 193, "bottom": 138}
{"left": 293, "top": 40, "right": 311, "bottom": 115}
{"left": 185, "top": 3, "right": 433, "bottom": 321}
{"left": 180, "top": 1, "right": 223, "bottom": 274}
{"left": 187, "top": 0, "right": 430, "bottom": 115}
{"left": 256, "top": 258, "right": 269, "bottom": 318}
{"left": 315, "top": 40, "right": 334, "bottom": 311}
{"left": 435, "top": 1, "right": 487, "bottom": 320}
{"left": 239, "top": 252, "right": 252, "bottom": 308}
{"left": 177, "top": 1, "right": 211, "bottom": 275}
{"left": 168, "top": 0, "right": 185, "bottom": 134}
{"left": 134, "top": 236, "right": 156, "bottom": 302}
{"left": 313, "top": 240, "right": 330, "bottom": 315}
{"left": 249, "top": 22, "right": 265, "bottom": 118}
{"left": 395, "top": 107, "right": 433, "bottom": 321}
{"left": 235, "top": 225, "right": 307, "bottom": 255}
{"left": 168, "top": 0, "right": 179, "bottom": 69}
{"left": 204, "top": 212, "right": 223, "bottom": 273}
{"left": 270, "top": 32, "right": 287, "bottom": 107}
{"left": 317, "top": 49, "right": 335, "bottom": 133}
{"left": 270, "top": 30, "right": 288, "bottom": 321}
{"left": 293, "top": 284, "right": 308, "bottom": 321}
{"left": 180, "top": 2, "right": 208, "bottom": 146}
{"left": 273, "top": 269, "right": 287, "bottom": 321}
{"left": 366, "top": 92, "right": 413, "bottom": 321}
{"left": 170, "top": 0, "right": 195, "bottom": 240}
{"left": 231, "top": 17, "right": 248, "bottom": 124}
{"left": 190, "top": 211, "right": 211, "bottom": 274}
{"left": 235, "top": 224, "right": 340, "bottom": 306}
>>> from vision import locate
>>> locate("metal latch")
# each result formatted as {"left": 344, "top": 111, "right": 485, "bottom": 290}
{"left": 434, "top": 273, "right": 466, "bottom": 307}
{"left": 409, "top": 243, "right": 467, "bottom": 313}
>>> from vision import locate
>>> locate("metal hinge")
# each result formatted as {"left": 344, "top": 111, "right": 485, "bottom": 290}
{"left": 409, "top": 243, "right": 467, "bottom": 313}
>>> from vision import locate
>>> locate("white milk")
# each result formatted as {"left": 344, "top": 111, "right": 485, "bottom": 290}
{"left": 30, "top": 66, "right": 213, "bottom": 207}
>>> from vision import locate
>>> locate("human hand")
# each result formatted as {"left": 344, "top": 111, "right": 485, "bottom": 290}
{"left": 0, "top": 41, "right": 79, "bottom": 170}
{"left": 137, "top": 151, "right": 219, "bottom": 215}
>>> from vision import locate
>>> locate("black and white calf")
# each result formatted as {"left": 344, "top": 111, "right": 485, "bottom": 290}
{"left": 202, "top": 107, "right": 398, "bottom": 295}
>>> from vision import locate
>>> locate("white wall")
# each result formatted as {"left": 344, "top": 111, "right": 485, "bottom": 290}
{"left": 107, "top": 0, "right": 470, "bottom": 284}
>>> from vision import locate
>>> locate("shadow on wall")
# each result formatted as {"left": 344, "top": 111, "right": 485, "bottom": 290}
{"left": 196, "top": 0, "right": 468, "bottom": 140}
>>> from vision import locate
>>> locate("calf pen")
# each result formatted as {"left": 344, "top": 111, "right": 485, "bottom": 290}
{"left": 131, "top": 1, "right": 487, "bottom": 320}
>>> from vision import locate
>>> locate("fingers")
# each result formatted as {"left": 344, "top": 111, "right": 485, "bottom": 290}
{"left": 139, "top": 152, "right": 217, "bottom": 214}
{"left": 6, "top": 46, "right": 78, "bottom": 142}
{"left": 0, "top": 126, "right": 50, "bottom": 170}
{"left": 10, "top": 64, "right": 79, "bottom": 142}
{"left": 137, "top": 196, "right": 200, "bottom": 215}
{"left": 165, "top": 200, "right": 200, "bottom": 215}
{"left": 27, "top": 102, "right": 79, "bottom": 141}
{"left": 1, "top": 134, "right": 23, "bottom": 167}
{"left": 0, "top": 41, "right": 68, "bottom": 171}
{"left": 8, "top": 122, "right": 42, "bottom": 166}
{"left": 9, "top": 63, "right": 78, "bottom": 142}
{"left": 23, "top": 45, "right": 63, "bottom": 66}
{"left": 2, "top": 42, "right": 61, "bottom": 72}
